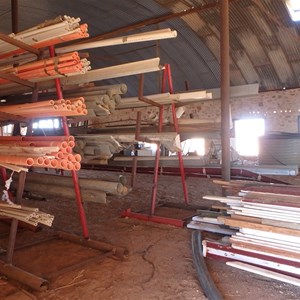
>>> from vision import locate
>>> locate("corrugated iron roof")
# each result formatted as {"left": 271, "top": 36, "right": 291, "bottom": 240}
{"left": 0, "top": 0, "right": 299, "bottom": 95}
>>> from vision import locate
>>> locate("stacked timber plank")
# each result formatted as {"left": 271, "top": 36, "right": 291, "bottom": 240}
{"left": 12, "top": 172, "right": 130, "bottom": 204}
{"left": 0, "top": 202, "right": 54, "bottom": 227}
{"left": 196, "top": 181, "right": 300, "bottom": 286}
{"left": 74, "top": 132, "right": 181, "bottom": 164}
{"left": 0, "top": 136, "right": 81, "bottom": 170}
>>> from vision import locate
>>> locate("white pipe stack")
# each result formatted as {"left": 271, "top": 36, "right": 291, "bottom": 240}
{"left": 56, "top": 28, "right": 177, "bottom": 53}
{"left": 0, "top": 15, "right": 85, "bottom": 55}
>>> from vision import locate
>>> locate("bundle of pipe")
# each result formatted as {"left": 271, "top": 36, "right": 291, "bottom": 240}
{"left": 12, "top": 172, "right": 130, "bottom": 204}
{"left": 16, "top": 172, "right": 129, "bottom": 196}
{"left": 0, "top": 52, "right": 91, "bottom": 87}
{"left": 117, "top": 90, "right": 212, "bottom": 109}
{"left": 73, "top": 132, "right": 181, "bottom": 164}
{"left": 74, "top": 135, "right": 123, "bottom": 164}
{"left": 0, "top": 58, "right": 161, "bottom": 97}
{"left": 0, "top": 15, "right": 89, "bottom": 59}
{"left": 0, "top": 97, "right": 87, "bottom": 118}
{"left": 0, "top": 135, "right": 81, "bottom": 171}
{"left": 63, "top": 84, "right": 127, "bottom": 117}
{"left": 0, "top": 202, "right": 54, "bottom": 226}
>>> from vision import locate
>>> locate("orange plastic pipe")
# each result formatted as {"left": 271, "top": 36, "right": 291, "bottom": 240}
{"left": 22, "top": 136, "right": 70, "bottom": 142}
{"left": 5, "top": 52, "right": 80, "bottom": 73}
{"left": 0, "top": 24, "right": 89, "bottom": 59}
{"left": 0, "top": 155, "right": 34, "bottom": 166}
{"left": 74, "top": 162, "right": 81, "bottom": 171}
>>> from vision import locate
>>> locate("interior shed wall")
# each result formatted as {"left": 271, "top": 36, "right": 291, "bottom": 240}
{"left": 95, "top": 87, "right": 300, "bottom": 134}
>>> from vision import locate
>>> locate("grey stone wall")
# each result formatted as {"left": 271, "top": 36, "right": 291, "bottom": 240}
{"left": 94, "top": 88, "right": 300, "bottom": 134}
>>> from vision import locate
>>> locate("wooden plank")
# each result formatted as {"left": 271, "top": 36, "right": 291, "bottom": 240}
{"left": 243, "top": 191, "right": 300, "bottom": 202}
{"left": 212, "top": 205, "right": 228, "bottom": 210}
{"left": 226, "top": 261, "right": 300, "bottom": 287}
{"left": 231, "top": 205, "right": 300, "bottom": 219}
{"left": 230, "top": 235, "right": 300, "bottom": 252}
{"left": 230, "top": 214, "right": 261, "bottom": 223}
{"left": 241, "top": 205, "right": 300, "bottom": 219}
{"left": 240, "top": 228, "right": 300, "bottom": 244}
{"left": 245, "top": 185, "right": 300, "bottom": 196}
{"left": 242, "top": 197, "right": 300, "bottom": 208}
{"left": 203, "top": 241, "right": 300, "bottom": 275}
{"left": 231, "top": 240, "right": 300, "bottom": 261}
{"left": 218, "top": 217, "right": 300, "bottom": 236}
{"left": 242, "top": 202, "right": 300, "bottom": 212}
{"left": 203, "top": 195, "right": 242, "bottom": 205}
{"left": 232, "top": 210, "right": 300, "bottom": 224}
{"left": 192, "top": 216, "right": 224, "bottom": 225}
{"left": 262, "top": 219, "right": 300, "bottom": 230}
{"left": 187, "top": 221, "right": 236, "bottom": 235}
{"left": 236, "top": 232, "right": 300, "bottom": 248}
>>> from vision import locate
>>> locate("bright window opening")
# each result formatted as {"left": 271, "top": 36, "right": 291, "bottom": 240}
{"left": 181, "top": 138, "right": 205, "bottom": 156}
{"left": 235, "top": 119, "right": 265, "bottom": 156}
{"left": 2, "top": 124, "right": 13, "bottom": 136}
{"left": 286, "top": 0, "right": 300, "bottom": 21}
{"left": 32, "top": 118, "right": 60, "bottom": 129}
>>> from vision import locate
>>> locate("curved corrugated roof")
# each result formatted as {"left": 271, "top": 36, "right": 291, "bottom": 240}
{"left": 0, "top": 0, "right": 299, "bottom": 95}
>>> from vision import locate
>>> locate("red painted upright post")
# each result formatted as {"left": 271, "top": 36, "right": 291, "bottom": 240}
{"left": 163, "top": 64, "right": 189, "bottom": 204}
{"left": 49, "top": 45, "right": 89, "bottom": 239}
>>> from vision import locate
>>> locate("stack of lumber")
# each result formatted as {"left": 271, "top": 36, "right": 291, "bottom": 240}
{"left": 0, "top": 202, "right": 54, "bottom": 227}
{"left": 0, "top": 52, "right": 91, "bottom": 87}
{"left": 12, "top": 172, "right": 130, "bottom": 204}
{"left": 0, "top": 15, "right": 88, "bottom": 60}
{"left": 0, "top": 97, "right": 87, "bottom": 119}
{"left": 117, "top": 90, "right": 212, "bottom": 109}
{"left": 0, "top": 135, "right": 81, "bottom": 170}
{"left": 195, "top": 181, "right": 300, "bottom": 286}
{"left": 74, "top": 132, "right": 181, "bottom": 164}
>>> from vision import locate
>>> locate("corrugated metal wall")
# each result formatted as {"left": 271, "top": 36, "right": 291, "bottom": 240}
{"left": 0, "top": 0, "right": 299, "bottom": 95}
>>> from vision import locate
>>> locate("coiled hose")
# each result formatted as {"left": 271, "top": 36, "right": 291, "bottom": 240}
{"left": 191, "top": 230, "right": 223, "bottom": 300}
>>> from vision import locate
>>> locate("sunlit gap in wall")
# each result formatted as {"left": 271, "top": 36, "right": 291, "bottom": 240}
{"left": 286, "top": 0, "right": 300, "bottom": 21}
{"left": 234, "top": 119, "right": 265, "bottom": 156}
{"left": 181, "top": 138, "right": 205, "bottom": 156}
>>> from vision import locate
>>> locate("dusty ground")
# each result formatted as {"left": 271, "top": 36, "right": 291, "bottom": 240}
{"left": 0, "top": 170, "right": 300, "bottom": 300}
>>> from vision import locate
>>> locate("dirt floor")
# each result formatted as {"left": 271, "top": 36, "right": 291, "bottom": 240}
{"left": 0, "top": 170, "right": 300, "bottom": 300}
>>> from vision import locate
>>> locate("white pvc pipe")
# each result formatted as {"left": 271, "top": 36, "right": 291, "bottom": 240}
{"left": 56, "top": 28, "right": 177, "bottom": 53}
